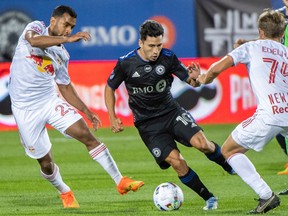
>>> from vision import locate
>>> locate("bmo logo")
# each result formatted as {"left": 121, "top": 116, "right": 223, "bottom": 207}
{"left": 82, "top": 25, "right": 137, "bottom": 46}
{"left": 81, "top": 15, "right": 176, "bottom": 49}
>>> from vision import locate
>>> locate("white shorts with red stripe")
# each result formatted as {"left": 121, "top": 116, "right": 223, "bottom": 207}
{"left": 12, "top": 96, "right": 82, "bottom": 159}
{"left": 232, "top": 114, "right": 288, "bottom": 152}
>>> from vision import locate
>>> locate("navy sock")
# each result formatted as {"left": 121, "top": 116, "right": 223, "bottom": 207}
{"left": 206, "top": 141, "right": 233, "bottom": 173}
{"left": 179, "top": 167, "right": 213, "bottom": 201}
{"left": 276, "top": 134, "right": 288, "bottom": 155}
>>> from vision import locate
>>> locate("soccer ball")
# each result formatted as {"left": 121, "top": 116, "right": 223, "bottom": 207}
{"left": 153, "top": 182, "right": 184, "bottom": 211}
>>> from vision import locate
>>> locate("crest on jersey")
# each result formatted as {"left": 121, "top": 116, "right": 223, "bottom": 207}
{"left": 152, "top": 148, "right": 161, "bottom": 158}
{"left": 155, "top": 65, "right": 165, "bottom": 75}
{"left": 144, "top": 65, "right": 152, "bottom": 73}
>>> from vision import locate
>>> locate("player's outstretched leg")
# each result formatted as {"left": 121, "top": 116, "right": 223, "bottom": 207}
{"left": 205, "top": 141, "right": 235, "bottom": 174}
{"left": 89, "top": 143, "right": 144, "bottom": 195}
{"left": 179, "top": 167, "right": 218, "bottom": 210}
{"left": 40, "top": 163, "right": 80, "bottom": 208}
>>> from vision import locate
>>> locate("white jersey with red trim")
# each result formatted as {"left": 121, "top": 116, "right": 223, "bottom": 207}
{"left": 229, "top": 39, "right": 288, "bottom": 126}
{"left": 9, "top": 20, "right": 70, "bottom": 110}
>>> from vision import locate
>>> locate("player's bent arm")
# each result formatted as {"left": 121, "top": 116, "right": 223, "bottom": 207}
{"left": 104, "top": 85, "right": 124, "bottom": 133}
{"left": 25, "top": 31, "right": 91, "bottom": 49}
{"left": 58, "top": 82, "right": 101, "bottom": 129}
{"left": 25, "top": 30, "right": 69, "bottom": 49}
{"left": 198, "top": 55, "right": 234, "bottom": 84}
{"left": 58, "top": 83, "right": 89, "bottom": 113}
{"left": 104, "top": 85, "right": 118, "bottom": 121}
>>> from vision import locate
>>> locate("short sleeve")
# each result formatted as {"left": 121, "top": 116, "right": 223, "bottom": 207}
{"left": 228, "top": 43, "right": 250, "bottom": 65}
{"left": 170, "top": 54, "right": 189, "bottom": 81}
{"left": 107, "top": 60, "right": 125, "bottom": 90}
{"left": 25, "top": 21, "right": 46, "bottom": 35}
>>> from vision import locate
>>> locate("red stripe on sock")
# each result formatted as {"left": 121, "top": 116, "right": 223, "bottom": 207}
{"left": 90, "top": 144, "right": 107, "bottom": 159}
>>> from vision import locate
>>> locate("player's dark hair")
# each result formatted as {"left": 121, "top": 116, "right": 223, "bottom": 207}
{"left": 258, "top": 9, "right": 285, "bottom": 39}
{"left": 139, "top": 20, "right": 164, "bottom": 41}
{"left": 52, "top": 5, "right": 77, "bottom": 18}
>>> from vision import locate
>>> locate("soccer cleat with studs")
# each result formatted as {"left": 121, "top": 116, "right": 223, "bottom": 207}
{"left": 117, "top": 176, "right": 144, "bottom": 195}
{"left": 60, "top": 190, "right": 80, "bottom": 208}
{"left": 248, "top": 192, "right": 280, "bottom": 214}
{"left": 203, "top": 196, "right": 218, "bottom": 210}
{"left": 278, "top": 189, "right": 288, "bottom": 195}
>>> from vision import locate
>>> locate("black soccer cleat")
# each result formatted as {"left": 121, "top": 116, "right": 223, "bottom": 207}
{"left": 278, "top": 189, "right": 288, "bottom": 195}
{"left": 248, "top": 193, "right": 280, "bottom": 214}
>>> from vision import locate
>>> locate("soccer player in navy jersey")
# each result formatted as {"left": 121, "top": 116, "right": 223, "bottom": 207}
{"left": 104, "top": 19, "right": 234, "bottom": 211}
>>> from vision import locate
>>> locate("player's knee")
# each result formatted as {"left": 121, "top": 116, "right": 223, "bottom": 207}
{"left": 193, "top": 139, "right": 212, "bottom": 153}
{"left": 191, "top": 133, "right": 213, "bottom": 153}
{"left": 221, "top": 146, "right": 230, "bottom": 159}
{"left": 73, "top": 128, "right": 96, "bottom": 144}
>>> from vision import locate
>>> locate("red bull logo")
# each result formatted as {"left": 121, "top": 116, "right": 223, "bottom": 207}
{"left": 27, "top": 54, "right": 55, "bottom": 75}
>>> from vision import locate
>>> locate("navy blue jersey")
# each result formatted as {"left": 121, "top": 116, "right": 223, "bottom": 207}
{"left": 107, "top": 48, "right": 189, "bottom": 125}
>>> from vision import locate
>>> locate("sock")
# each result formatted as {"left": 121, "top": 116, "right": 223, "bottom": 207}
{"left": 228, "top": 153, "right": 272, "bottom": 199}
{"left": 40, "top": 163, "right": 70, "bottom": 194}
{"left": 179, "top": 167, "right": 213, "bottom": 201}
{"left": 89, "top": 143, "right": 122, "bottom": 185}
{"left": 205, "top": 141, "right": 233, "bottom": 173}
{"left": 276, "top": 134, "right": 288, "bottom": 155}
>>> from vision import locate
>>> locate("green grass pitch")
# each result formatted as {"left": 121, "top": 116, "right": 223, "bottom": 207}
{"left": 0, "top": 124, "right": 287, "bottom": 215}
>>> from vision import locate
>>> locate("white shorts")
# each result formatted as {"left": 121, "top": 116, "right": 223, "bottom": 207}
{"left": 12, "top": 96, "right": 82, "bottom": 159}
{"left": 232, "top": 114, "right": 288, "bottom": 152}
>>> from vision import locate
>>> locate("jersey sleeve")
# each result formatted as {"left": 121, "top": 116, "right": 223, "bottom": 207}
{"left": 107, "top": 60, "right": 125, "bottom": 90}
{"left": 25, "top": 21, "right": 46, "bottom": 35}
{"left": 170, "top": 54, "right": 189, "bottom": 81}
{"left": 228, "top": 43, "right": 250, "bottom": 65}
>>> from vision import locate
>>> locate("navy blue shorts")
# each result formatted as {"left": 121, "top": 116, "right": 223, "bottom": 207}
{"left": 136, "top": 108, "right": 202, "bottom": 169}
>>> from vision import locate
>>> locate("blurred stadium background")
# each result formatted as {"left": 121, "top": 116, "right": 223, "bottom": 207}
{"left": 0, "top": 0, "right": 285, "bottom": 130}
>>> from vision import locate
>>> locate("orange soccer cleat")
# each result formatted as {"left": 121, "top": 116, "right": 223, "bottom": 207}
{"left": 117, "top": 176, "right": 144, "bottom": 195}
{"left": 277, "top": 163, "right": 288, "bottom": 175}
{"left": 60, "top": 191, "right": 80, "bottom": 208}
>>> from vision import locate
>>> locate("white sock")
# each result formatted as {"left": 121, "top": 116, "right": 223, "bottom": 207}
{"left": 40, "top": 163, "right": 70, "bottom": 194}
{"left": 228, "top": 153, "right": 272, "bottom": 199}
{"left": 89, "top": 143, "right": 122, "bottom": 185}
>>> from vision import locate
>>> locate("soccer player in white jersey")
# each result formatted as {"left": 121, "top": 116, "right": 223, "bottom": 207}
{"left": 8, "top": 5, "right": 143, "bottom": 208}
{"left": 190, "top": 9, "right": 285, "bottom": 214}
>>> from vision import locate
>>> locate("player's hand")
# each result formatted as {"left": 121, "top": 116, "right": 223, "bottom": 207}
{"left": 85, "top": 111, "right": 102, "bottom": 131}
{"left": 233, "top": 39, "right": 247, "bottom": 48}
{"left": 187, "top": 62, "right": 201, "bottom": 87}
{"left": 67, "top": 31, "right": 91, "bottom": 42}
{"left": 110, "top": 118, "right": 124, "bottom": 133}
{"left": 188, "top": 62, "right": 200, "bottom": 79}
